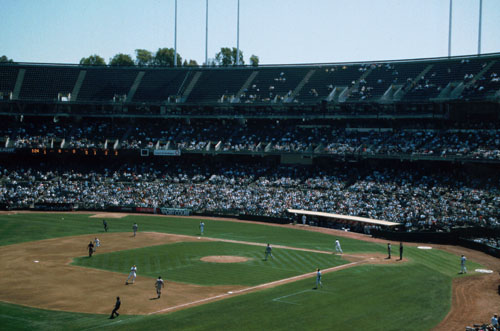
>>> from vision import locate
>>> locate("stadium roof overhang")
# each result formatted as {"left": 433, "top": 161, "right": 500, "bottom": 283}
{"left": 287, "top": 209, "right": 399, "bottom": 227}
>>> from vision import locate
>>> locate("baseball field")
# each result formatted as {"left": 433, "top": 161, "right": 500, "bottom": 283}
{"left": 0, "top": 212, "right": 498, "bottom": 330}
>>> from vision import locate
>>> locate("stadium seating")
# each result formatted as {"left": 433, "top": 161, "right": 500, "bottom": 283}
{"left": 0, "top": 54, "right": 499, "bottom": 233}
{"left": 1, "top": 54, "right": 499, "bottom": 104}
{"left": 1, "top": 116, "right": 498, "bottom": 161}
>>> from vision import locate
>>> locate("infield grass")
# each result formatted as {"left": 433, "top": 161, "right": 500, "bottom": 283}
{"left": 73, "top": 241, "right": 346, "bottom": 286}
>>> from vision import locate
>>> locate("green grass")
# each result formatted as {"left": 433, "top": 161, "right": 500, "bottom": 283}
{"left": 0, "top": 263, "right": 454, "bottom": 331}
{"left": 73, "top": 241, "right": 346, "bottom": 286}
{"left": 0, "top": 212, "right": 486, "bottom": 330}
{"left": 0, "top": 213, "right": 382, "bottom": 253}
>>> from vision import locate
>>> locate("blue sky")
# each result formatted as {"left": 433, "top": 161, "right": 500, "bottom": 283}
{"left": 1, "top": 0, "right": 499, "bottom": 65}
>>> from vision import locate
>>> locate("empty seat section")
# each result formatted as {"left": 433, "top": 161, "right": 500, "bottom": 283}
{"left": 19, "top": 66, "right": 80, "bottom": 101}
{"left": 0, "top": 65, "right": 19, "bottom": 94}
{"left": 133, "top": 69, "right": 187, "bottom": 103}
{"left": 187, "top": 69, "right": 252, "bottom": 103}
{"left": 78, "top": 68, "right": 139, "bottom": 102}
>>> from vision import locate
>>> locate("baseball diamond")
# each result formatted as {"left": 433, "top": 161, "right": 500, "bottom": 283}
{"left": 0, "top": 212, "right": 498, "bottom": 330}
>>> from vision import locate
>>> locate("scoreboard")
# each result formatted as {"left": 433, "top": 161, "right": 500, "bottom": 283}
{"left": 30, "top": 148, "right": 119, "bottom": 156}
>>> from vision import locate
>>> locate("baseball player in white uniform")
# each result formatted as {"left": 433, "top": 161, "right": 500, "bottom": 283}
{"left": 126, "top": 265, "right": 137, "bottom": 284}
{"left": 335, "top": 239, "right": 343, "bottom": 254}
{"left": 94, "top": 237, "right": 100, "bottom": 250}
{"left": 155, "top": 276, "right": 165, "bottom": 298}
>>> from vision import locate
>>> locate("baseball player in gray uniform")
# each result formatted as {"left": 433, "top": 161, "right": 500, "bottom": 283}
{"left": 155, "top": 276, "right": 165, "bottom": 298}
{"left": 314, "top": 268, "right": 323, "bottom": 289}
{"left": 460, "top": 255, "right": 467, "bottom": 274}
{"left": 264, "top": 243, "right": 274, "bottom": 260}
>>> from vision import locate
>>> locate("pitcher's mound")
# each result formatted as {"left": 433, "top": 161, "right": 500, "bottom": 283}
{"left": 201, "top": 256, "right": 250, "bottom": 263}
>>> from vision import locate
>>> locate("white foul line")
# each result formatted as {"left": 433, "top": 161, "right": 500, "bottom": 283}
{"left": 82, "top": 319, "right": 122, "bottom": 331}
{"left": 272, "top": 289, "right": 312, "bottom": 304}
{"left": 149, "top": 261, "right": 363, "bottom": 315}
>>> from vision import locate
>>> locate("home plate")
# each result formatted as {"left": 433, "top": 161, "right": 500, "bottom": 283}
{"left": 475, "top": 269, "right": 493, "bottom": 274}
{"left": 417, "top": 246, "right": 432, "bottom": 250}
{"left": 34, "top": 260, "right": 39, "bottom": 263}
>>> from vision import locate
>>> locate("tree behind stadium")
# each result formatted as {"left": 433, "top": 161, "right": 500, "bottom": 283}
{"left": 109, "top": 53, "right": 135, "bottom": 66}
{"left": 215, "top": 47, "right": 245, "bottom": 66}
{"left": 79, "top": 55, "right": 106, "bottom": 66}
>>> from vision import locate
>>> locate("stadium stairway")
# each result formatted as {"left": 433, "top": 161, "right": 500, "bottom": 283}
{"left": 70, "top": 70, "right": 87, "bottom": 102}
{"left": 393, "top": 64, "right": 433, "bottom": 100}
{"left": 284, "top": 69, "right": 316, "bottom": 103}
{"left": 126, "top": 71, "right": 145, "bottom": 102}
{"left": 11, "top": 68, "right": 25, "bottom": 100}
{"left": 181, "top": 71, "right": 203, "bottom": 102}
{"left": 338, "top": 67, "right": 373, "bottom": 102}
{"left": 232, "top": 71, "right": 259, "bottom": 103}
{"left": 451, "top": 60, "right": 497, "bottom": 99}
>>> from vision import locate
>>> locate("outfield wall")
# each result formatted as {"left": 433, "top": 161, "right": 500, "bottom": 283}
{"left": 372, "top": 229, "right": 500, "bottom": 258}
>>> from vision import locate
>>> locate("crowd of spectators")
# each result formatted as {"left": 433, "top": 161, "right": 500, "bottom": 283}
{"left": 2, "top": 119, "right": 500, "bottom": 161}
{"left": 1, "top": 162, "right": 498, "bottom": 231}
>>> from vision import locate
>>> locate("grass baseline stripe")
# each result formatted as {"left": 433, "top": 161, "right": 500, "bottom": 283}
{"left": 149, "top": 261, "right": 363, "bottom": 315}
{"left": 272, "top": 289, "right": 312, "bottom": 304}
{"left": 273, "top": 289, "right": 336, "bottom": 304}
{"left": 82, "top": 319, "right": 123, "bottom": 331}
{"left": 140, "top": 232, "right": 334, "bottom": 255}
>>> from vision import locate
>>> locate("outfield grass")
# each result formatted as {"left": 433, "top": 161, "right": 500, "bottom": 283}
{"left": 0, "top": 213, "right": 382, "bottom": 252}
{"left": 0, "top": 213, "right": 484, "bottom": 330}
